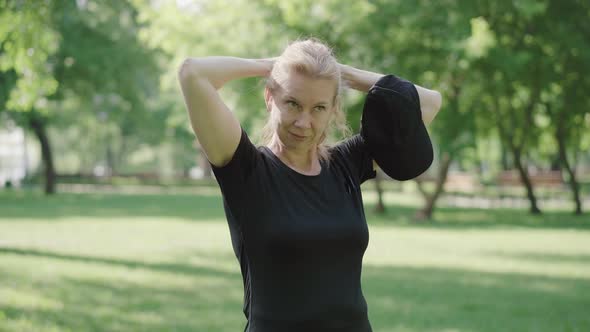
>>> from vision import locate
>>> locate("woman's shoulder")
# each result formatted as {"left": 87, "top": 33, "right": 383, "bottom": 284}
{"left": 328, "top": 134, "right": 365, "bottom": 157}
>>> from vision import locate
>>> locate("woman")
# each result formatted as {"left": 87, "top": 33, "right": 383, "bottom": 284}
{"left": 178, "top": 38, "right": 441, "bottom": 332}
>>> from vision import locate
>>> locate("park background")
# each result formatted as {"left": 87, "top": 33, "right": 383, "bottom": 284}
{"left": 1, "top": 0, "right": 589, "bottom": 331}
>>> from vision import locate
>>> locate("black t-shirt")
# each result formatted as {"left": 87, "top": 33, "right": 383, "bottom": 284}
{"left": 211, "top": 129, "right": 377, "bottom": 332}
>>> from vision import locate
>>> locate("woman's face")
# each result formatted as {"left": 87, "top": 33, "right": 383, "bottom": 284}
{"left": 266, "top": 71, "right": 337, "bottom": 152}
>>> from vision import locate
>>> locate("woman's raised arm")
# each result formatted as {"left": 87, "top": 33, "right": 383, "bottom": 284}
{"left": 177, "top": 57, "right": 273, "bottom": 167}
{"left": 339, "top": 64, "right": 442, "bottom": 125}
{"left": 339, "top": 63, "right": 441, "bottom": 177}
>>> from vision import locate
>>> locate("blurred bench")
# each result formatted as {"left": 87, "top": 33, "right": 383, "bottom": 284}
{"left": 497, "top": 170, "right": 563, "bottom": 187}
{"left": 445, "top": 172, "right": 479, "bottom": 192}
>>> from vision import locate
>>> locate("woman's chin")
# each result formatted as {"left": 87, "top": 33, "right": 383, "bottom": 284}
{"left": 276, "top": 133, "right": 317, "bottom": 151}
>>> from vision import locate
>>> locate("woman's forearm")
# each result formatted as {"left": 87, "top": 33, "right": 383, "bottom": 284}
{"left": 339, "top": 64, "right": 383, "bottom": 92}
{"left": 339, "top": 63, "right": 441, "bottom": 125}
{"left": 179, "top": 56, "right": 273, "bottom": 90}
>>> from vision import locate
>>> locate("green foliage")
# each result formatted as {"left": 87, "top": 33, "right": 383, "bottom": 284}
{"left": 464, "top": 17, "right": 496, "bottom": 58}
{"left": 1, "top": 0, "right": 168, "bottom": 177}
{"left": 0, "top": 0, "right": 59, "bottom": 112}
{"left": 1, "top": 0, "right": 589, "bottom": 188}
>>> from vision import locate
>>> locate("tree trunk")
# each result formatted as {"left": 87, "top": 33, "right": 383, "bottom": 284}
{"left": 500, "top": 138, "right": 511, "bottom": 170}
{"left": 373, "top": 169, "right": 385, "bottom": 214}
{"left": 494, "top": 87, "right": 541, "bottom": 215}
{"left": 115, "top": 136, "right": 128, "bottom": 176}
{"left": 555, "top": 129, "right": 583, "bottom": 215}
{"left": 511, "top": 147, "right": 541, "bottom": 214}
{"left": 416, "top": 152, "right": 452, "bottom": 220}
{"left": 106, "top": 136, "right": 115, "bottom": 177}
{"left": 29, "top": 115, "right": 56, "bottom": 194}
{"left": 550, "top": 156, "right": 561, "bottom": 171}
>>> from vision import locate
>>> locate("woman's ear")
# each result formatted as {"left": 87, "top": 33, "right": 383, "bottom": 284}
{"left": 264, "top": 87, "right": 273, "bottom": 113}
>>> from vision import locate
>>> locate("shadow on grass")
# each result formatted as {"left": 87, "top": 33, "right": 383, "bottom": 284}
{"left": 0, "top": 274, "right": 246, "bottom": 332}
{"left": 363, "top": 265, "right": 590, "bottom": 332}
{"left": 0, "top": 247, "right": 238, "bottom": 279}
{"left": 2, "top": 248, "right": 589, "bottom": 332}
{"left": 0, "top": 247, "right": 246, "bottom": 332}
{"left": 0, "top": 191, "right": 225, "bottom": 222}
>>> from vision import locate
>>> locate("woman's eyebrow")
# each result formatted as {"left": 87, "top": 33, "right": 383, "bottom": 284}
{"left": 285, "top": 95, "right": 328, "bottom": 106}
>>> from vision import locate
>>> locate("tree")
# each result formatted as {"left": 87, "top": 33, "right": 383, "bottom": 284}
{"left": 0, "top": 0, "right": 60, "bottom": 193}
{"left": 1, "top": 0, "right": 160, "bottom": 193}
{"left": 353, "top": 0, "right": 482, "bottom": 220}
{"left": 537, "top": 0, "right": 590, "bottom": 215}
{"left": 491, "top": 1, "right": 548, "bottom": 214}
{"left": 476, "top": 0, "right": 590, "bottom": 215}
{"left": 132, "top": 0, "right": 286, "bottom": 177}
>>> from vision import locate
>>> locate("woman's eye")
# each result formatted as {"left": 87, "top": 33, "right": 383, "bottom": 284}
{"left": 314, "top": 106, "right": 326, "bottom": 112}
{"left": 286, "top": 101, "right": 299, "bottom": 109}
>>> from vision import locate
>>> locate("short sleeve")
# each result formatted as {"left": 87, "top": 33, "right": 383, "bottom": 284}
{"left": 330, "top": 134, "right": 377, "bottom": 185}
{"left": 210, "top": 127, "right": 259, "bottom": 219}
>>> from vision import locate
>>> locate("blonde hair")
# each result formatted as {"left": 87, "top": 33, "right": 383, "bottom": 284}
{"left": 259, "top": 37, "right": 351, "bottom": 162}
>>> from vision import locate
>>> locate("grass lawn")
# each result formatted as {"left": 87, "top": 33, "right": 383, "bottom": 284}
{"left": 1, "top": 189, "right": 589, "bottom": 332}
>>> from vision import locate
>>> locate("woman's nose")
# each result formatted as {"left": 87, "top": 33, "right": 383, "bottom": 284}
{"left": 294, "top": 112, "right": 312, "bottom": 129}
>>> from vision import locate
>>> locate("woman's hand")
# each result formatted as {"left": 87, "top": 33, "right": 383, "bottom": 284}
{"left": 254, "top": 57, "right": 277, "bottom": 77}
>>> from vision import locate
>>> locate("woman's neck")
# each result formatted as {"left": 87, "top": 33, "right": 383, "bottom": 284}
{"left": 268, "top": 139, "right": 321, "bottom": 175}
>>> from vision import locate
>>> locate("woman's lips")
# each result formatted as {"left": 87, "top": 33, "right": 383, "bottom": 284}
{"left": 290, "top": 132, "right": 307, "bottom": 140}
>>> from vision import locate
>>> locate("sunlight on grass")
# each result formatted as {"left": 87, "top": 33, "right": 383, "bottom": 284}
{"left": 366, "top": 226, "right": 590, "bottom": 279}
{"left": 1, "top": 218, "right": 232, "bottom": 259}
{"left": 0, "top": 288, "right": 64, "bottom": 311}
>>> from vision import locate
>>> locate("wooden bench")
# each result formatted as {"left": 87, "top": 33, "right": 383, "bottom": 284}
{"left": 445, "top": 172, "right": 479, "bottom": 192}
{"left": 497, "top": 170, "right": 563, "bottom": 187}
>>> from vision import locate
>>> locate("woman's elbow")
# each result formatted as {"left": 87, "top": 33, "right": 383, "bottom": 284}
{"left": 422, "top": 90, "right": 442, "bottom": 125}
{"left": 432, "top": 90, "right": 442, "bottom": 112}
{"left": 177, "top": 58, "right": 200, "bottom": 83}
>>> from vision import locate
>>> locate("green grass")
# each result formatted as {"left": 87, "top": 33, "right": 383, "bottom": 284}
{"left": 1, "top": 190, "right": 589, "bottom": 332}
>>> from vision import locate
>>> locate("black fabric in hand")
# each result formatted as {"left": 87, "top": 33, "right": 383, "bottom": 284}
{"left": 360, "top": 74, "right": 433, "bottom": 180}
